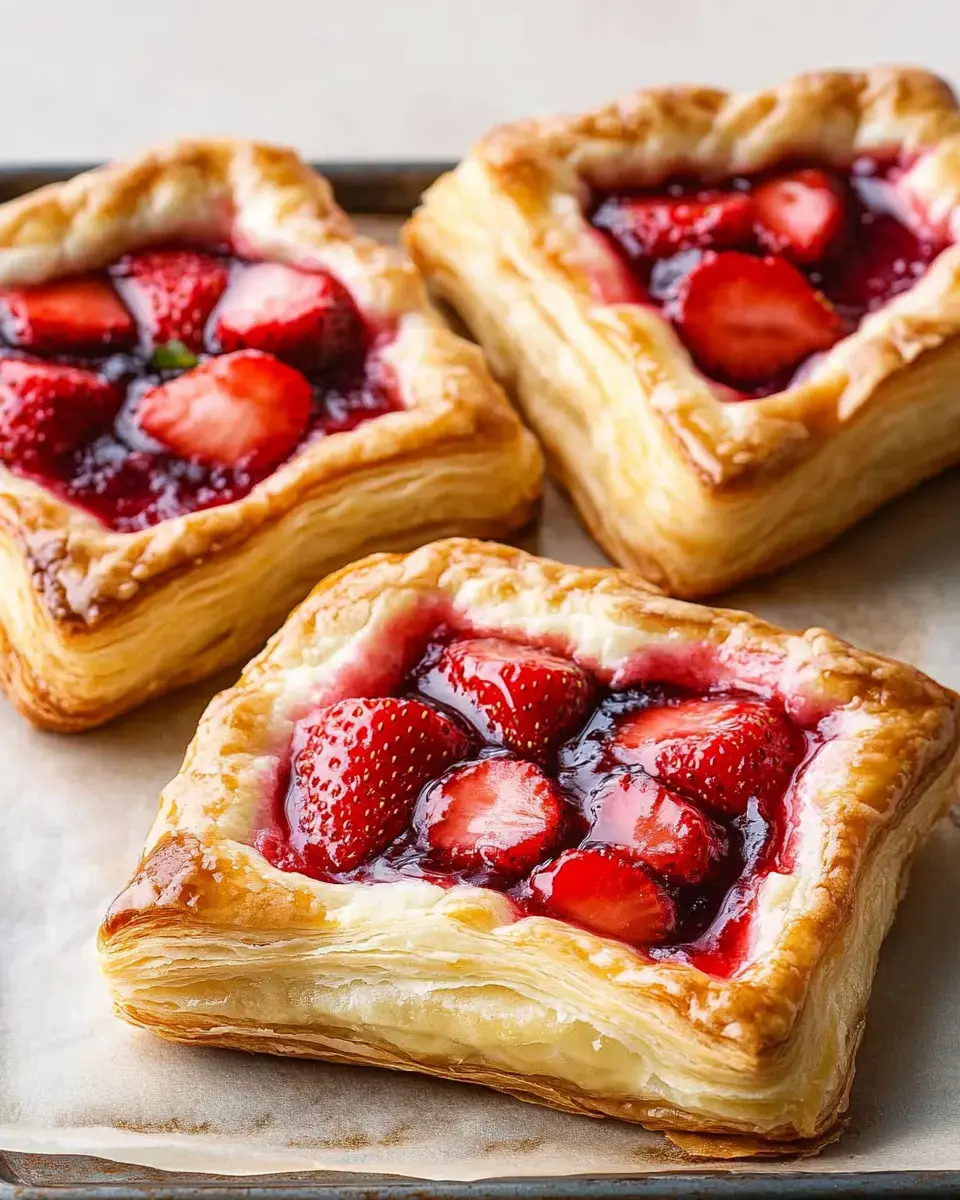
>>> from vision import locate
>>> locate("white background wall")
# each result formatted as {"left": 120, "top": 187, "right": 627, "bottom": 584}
{"left": 1, "top": 0, "right": 958, "bottom": 163}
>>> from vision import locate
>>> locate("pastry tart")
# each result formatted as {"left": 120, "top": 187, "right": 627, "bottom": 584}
{"left": 0, "top": 141, "right": 542, "bottom": 731}
{"left": 406, "top": 67, "right": 960, "bottom": 596}
{"left": 99, "top": 539, "right": 960, "bottom": 1157}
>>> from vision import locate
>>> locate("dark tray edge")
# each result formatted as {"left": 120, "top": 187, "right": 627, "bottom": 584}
{"left": 0, "top": 161, "right": 456, "bottom": 215}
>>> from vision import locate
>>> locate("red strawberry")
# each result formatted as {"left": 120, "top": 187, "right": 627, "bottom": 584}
{"left": 609, "top": 697, "right": 805, "bottom": 817}
{"left": 0, "top": 277, "right": 135, "bottom": 352}
{"left": 212, "top": 262, "right": 365, "bottom": 369}
{"left": 594, "top": 191, "right": 754, "bottom": 260}
{"left": 587, "top": 771, "right": 727, "bottom": 885}
{"left": 527, "top": 846, "right": 675, "bottom": 944}
{"left": 414, "top": 757, "right": 565, "bottom": 877}
{"left": 828, "top": 214, "right": 940, "bottom": 316}
{"left": 0, "top": 358, "right": 121, "bottom": 466}
{"left": 675, "top": 251, "right": 845, "bottom": 386}
{"left": 417, "top": 638, "right": 594, "bottom": 766}
{"left": 137, "top": 349, "right": 312, "bottom": 470}
{"left": 288, "top": 697, "right": 472, "bottom": 875}
{"left": 753, "top": 168, "right": 847, "bottom": 265}
{"left": 112, "top": 249, "right": 229, "bottom": 352}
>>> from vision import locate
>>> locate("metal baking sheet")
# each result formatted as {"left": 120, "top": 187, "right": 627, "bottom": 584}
{"left": 1, "top": 161, "right": 959, "bottom": 1199}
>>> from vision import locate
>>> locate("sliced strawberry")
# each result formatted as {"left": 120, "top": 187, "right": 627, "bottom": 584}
{"left": 112, "top": 249, "right": 229, "bottom": 352}
{"left": 415, "top": 757, "right": 565, "bottom": 878}
{"left": 609, "top": 697, "right": 805, "bottom": 817}
{"left": 212, "top": 263, "right": 365, "bottom": 369}
{"left": 0, "top": 277, "right": 135, "bottom": 352}
{"left": 417, "top": 637, "right": 594, "bottom": 766}
{"left": 288, "top": 697, "right": 472, "bottom": 875}
{"left": 753, "top": 168, "right": 847, "bottom": 265}
{"left": 527, "top": 846, "right": 675, "bottom": 944}
{"left": 0, "top": 358, "right": 121, "bottom": 466}
{"left": 587, "top": 771, "right": 727, "bottom": 885}
{"left": 137, "top": 349, "right": 312, "bottom": 471}
{"left": 594, "top": 191, "right": 754, "bottom": 260}
{"left": 675, "top": 251, "right": 845, "bottom": 386}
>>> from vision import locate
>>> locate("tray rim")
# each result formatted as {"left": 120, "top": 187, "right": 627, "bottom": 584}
{"left": 0, "top": 160, "right": 457, "bottom": 215}
{"left": 0, "top": 157, "right": 956, "bottom": 1200}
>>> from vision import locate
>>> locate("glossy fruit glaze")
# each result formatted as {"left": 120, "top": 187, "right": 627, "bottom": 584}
{"left": 0, "top": 247, "right": 398, "bottom": 531}
{"left": 254, "top": 629, "right": 819, "bottom": 978}
{"left": 589, "top": 157, "right": 951, "bottom": 397}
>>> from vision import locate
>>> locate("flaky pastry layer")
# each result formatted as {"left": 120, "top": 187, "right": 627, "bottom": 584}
{"left": 98, "top": 539, "right": 960, "bottom": 1156}
{"left": 0, "top": 141, "right": 543, "bottom": 729}
{"left": 405, "top": 67, "right": 960, "bottom": 595}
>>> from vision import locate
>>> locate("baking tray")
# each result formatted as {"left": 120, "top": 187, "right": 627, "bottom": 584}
{"left": 0, "top": 159, "right": 958, "bottom": 1200}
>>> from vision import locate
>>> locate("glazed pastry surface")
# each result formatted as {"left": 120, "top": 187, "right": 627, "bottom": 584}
{"left": 405, "top": 67, "right": 960, "bottom": 596}
{"left": 0, "top": 141, "right": 542, "bottom": 730}
{"left": 99, "top": 539, "right": 960, "bottom": 1156}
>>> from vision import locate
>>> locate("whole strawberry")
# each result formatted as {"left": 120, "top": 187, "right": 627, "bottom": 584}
{"left": 287, "top": 696, "right": 471, "bottom": 875}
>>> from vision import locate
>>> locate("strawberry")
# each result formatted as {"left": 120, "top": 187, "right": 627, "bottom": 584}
{"left": 609, "top": 697, "right": 805, "bottom": 817}
{"left": 414, "top": 757, "right": 565, "bottom": 877}
{"left": 527, "top": 846, "right": 675, "bottom": 944}
{"left": 593, "top": 191, "right": 754, "bottom": 260}
{"left": 112, "top": 249, "right": 229, "bottom": 352}
{"left": 753, "top": 168, "right": 847, "bottom": 265}
{"left": 828, "top": 214, "right": 940, "bottom": 317}
{"left": 0, "top": 277, "right": 135, "bottom": 352}
{"left": 587, "top": 771, "right": 727, "bottom": 885}
{"left": 288, "top": 697, "right": 472, "bottom": 875}
{"left": 137, "top": 349, "right": 312, "bottom": 471}
{"left": 675, "top": 251, "right": 845, "bottom": 386}
{"left": 0, "top": 358, "right": 121, "bottom": 466}
{"left": 212, "top": 262, "right": 365, "bottom": 369}
{"left": 417, "top": 638, "right": 594, "bottom": 766}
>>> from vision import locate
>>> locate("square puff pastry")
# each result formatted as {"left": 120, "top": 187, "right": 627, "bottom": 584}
{"left": 0, "top": 140, "right": 542, "bottom": 731}
{"left": 405, "top": 67, "right": 960, "bottom": 597}
{"left": 99, "top": 538, "right": 960, "bottom": 1158}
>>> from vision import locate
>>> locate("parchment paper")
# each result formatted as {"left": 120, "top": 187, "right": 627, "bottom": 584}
{"left": 1, "top": 470, "right": 959, "bottom": 1182}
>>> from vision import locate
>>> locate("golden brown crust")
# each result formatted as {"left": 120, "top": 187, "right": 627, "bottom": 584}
{"left": 0, "top": 140, "right": 543, "bottom": 729}
{"left": 405, "top": 67, "right": 960, "bottom": 595}
{"left": 98, "top": 538, "right": 960, "bottom": 1153}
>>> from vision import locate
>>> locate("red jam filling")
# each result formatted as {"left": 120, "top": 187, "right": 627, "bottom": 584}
{"left": 589, "top": 158, "right": 951, "bottom": 397}
{"left": 254, "top": 631, "right": 819, "bottom": 978}
{"left": 0, "top": 248, "right": 399, "bottom": 530}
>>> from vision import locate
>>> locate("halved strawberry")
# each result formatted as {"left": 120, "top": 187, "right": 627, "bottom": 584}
{"left": 137, "top": 349, "right": 312, "bottom": 470}
{"left": 212, "top": 263, "right": 365, "bottom": 369}
{"left": 753, "top": 168, "right": 847, "bottom": 265}
{"left": 609, "top": 697, "right": 805, "bottom": 817}
{"left": 0, "top": 358, "right": 121, "bottom": 466}
{"left": 0, "top": 277, "right": 135, "bottom": 352}
{"left": 417, "top": 637, "right": 594, "bottom": 766}
{"left": 527, "top": 846, "right": 675, "bottom": 944}
{"left": 593, "top": 191, "right": 754, "bottom": 260}
{"left": 587, "top": 771, "right": 727, "bottom": 885}
{"left": 675, "top": 251, "right": 845, "bottom": 386}
{"left": 414, "top": 757, "right": 565, "bottom": 877}
{"left": 112, "top": 249, "right": 229, "bottom": 352}
{"left": 288, "top": 696, "right": 472, "bottom": 875}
